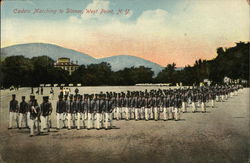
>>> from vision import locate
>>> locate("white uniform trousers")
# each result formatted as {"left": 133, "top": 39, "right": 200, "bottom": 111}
{"left": 56, "top": 113, "right": 66, "bottom": 129}
{"left": 95, "top": 113, "right": 101, "bottom": 129}
{"left": 140, "top": 107, "right": 145, "bottom": 120}
{"left": 9, "top": 112, "right": 18, "bottom": 128}
{"left": 154, "top": 107, "right": 158, "bottom": 120}
{"left": 41, "top": 116, "right": 49, "bottom": 132}
{"left": 67, "top": 113, "right": 76, "bottom": 129}
{"left": 163, "top": 107, "right": 168, "bottom": 121}
{"left": 150, "top": 107, "right": 154, "bottom": 119}
{"left": 116, "top": 107, "right": 121, "bottom": 120}
{"left": 104, "top": 113, "right": 109, "bottom": 129}
{"left": 29, "top": 118, "right": 40, "bottom": 136}
{"left": 182, "top": 102, "right": 187, "bottom": 113}
{"left": 201, "top": 102, "right": 206, "bottom": 112}
{"left": 145, "top": 108, "right": 149, "bottom": 121}
{"left": 77, "top": 113, "right": 82, "bottom": 130}
{"left": 135, "top": 108, "right": 140, "bottom": 120}
{"left": 168, "top": 107, "right": 173, "bottom": 119}
{"left": 109, "top": 113, "right": 113, "bottom": 128}
{"left": 125, "top": 107, "right": 130, "bottom": 120}
{"left": 216, "top": 96, "right": 219, "bottom": 102}
{"left": 192, "top": 102, "right": 196, "bottom": 112}
{"left": 19, "top": 113, "right": 28, "bottom": 128}
{"left": 174, "top": 108, "right": 180, "bottom": 121}
{"left": 87, "top": 113, "right": 93, "bottom": 129}
{"left": 211, "top": 100, "right": 215, "bottom": 108}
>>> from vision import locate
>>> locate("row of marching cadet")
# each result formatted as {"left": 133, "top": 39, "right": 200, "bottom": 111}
{"left": 8, "top": 84, "right": 243, "bottom": 136}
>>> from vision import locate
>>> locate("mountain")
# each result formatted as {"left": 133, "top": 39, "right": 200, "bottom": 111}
{"left": 98, "top": 55, "right": 163, "bottom": 75}
{"left": 1, "top": 43, "right": 163, "bottom": 75}
{"left": 1, "top": 43, "right": 97, "bottom": 65}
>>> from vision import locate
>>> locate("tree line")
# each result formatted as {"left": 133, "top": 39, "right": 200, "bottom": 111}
{"left": 0, "top": 42, "right": 249, "bottom": 87}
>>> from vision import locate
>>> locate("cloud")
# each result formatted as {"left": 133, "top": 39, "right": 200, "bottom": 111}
{"left": 1, "top": 0, "right": 249, "bottom": 67}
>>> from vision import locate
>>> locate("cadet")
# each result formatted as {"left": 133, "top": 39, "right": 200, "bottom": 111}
{"left": 104, "top": 95, "right": 111, "bottom": 129}
{"left": 115, "top": 94, "right": 122, "bottom": 120}
{"left": 40, "top": 96, "right": 52, "bottom": 132}
{"left": 77, "top": 95, "right": 84, "bottom": 130}
{"left": 83, "top": 95, "right": 89, "bottom": 128}
{"left": 168, "top": 94, "right": 174, "bottom": 120}
{"left": 191, "top": 92, "right": 197, "bottom": 113}
{"left": 124, "top": 94, "right": 131, "bottom": 120}
{"left": 173, "top": 94, "right": 181, "bottom": 121}
{"left": 67, "top": 95, "right": 74, "bottom": 130}
{"left": 201, "top": 92, "right": 206, "bottom": 113}
{"left": 9, "top": 94, "right": 19, "bottom": 129}
{"left": 162, "top": 95, "right": 168, "bottom": 121}
{"left": 134, "top": 95, "right": 140, "bottom": 121}
{"left": 29, "top": 97, "right": 40, "bottom": 136}
{"left": 18, "top": 96, "right": 28, "bottom": 129}
{"left": 95, "top": 94, "right": 103, "bottom": 130}
{"left": 56, "top": 95, "right": 66, "bottom": 129}
{"left": 181, "top": 91, "right": 188, "bottom": 113}
{"left": 151, "top": 95, "right": 159, "bottom": 121}
{"left": 87, "top": 95, "right": 95, "bottom": 130}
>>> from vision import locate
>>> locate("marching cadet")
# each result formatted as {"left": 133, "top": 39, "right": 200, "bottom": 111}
{"left": 83, "top": 95, "right": 88, "bottom": 129}
{"left": 162, "top": 95, "right": 168, "bottom": 121}
{"left": 181, "top": 90, "right": 187, "bottom": 113}
{"left": 94, "top": 94, "right": 103, "bottom": 130}
{"left": 149, "top": 94, "right": 154, "bottom": 120}
{"left": 115, "top": 94, "right": 122, "bottom": 120}
{"left": 173, "top": 94, "right": 181, "bottom": 121}
{"left": 168, "top": 94, "right": 174, "bottom": 120}
{"left": 8, "top": 94, "right": 19, "bottom": 129}
{"left": 139, "top": 93, "right": 145, "bottom": 120}
{"left": 134, "top": 94, "right": 140, "bottom": 121}
{"left": 156, "top": 94, "right": 161, "bottom": 120}
{"left": 124, "top": 94, "right": 130, "bottom": 120}
{"left": 29, "top": 97, "right": 40, "bottom": 137}
{"left": 104, "top": 95, "right": 112, "bottom": 129}
{"left": 40, "top": 96, "right": 52, "bottom": 133}
{"left": 143, "top": 94, "right": 148, "bottom": 121}
{"left": 56, "top": 95, "right": 66, "bottom": 130}
{"left": 49, "top": 87, "right": 54, "bottom": 100}
{"left": 67, "top": 95, "right": 74, "bottom": 130}
{"left": 18, "top": 96, "right": 28, "bottom": 129}
{"left": 120, "top": 94, "right": 126, "bottom": 119}
{"left": 191, "top": 92, "right": 197, "bottom": 113}
{"left": 87, "top": 95, "right": 92, "bottom": 130}
{"left": 76, "top": 95, "right": 82, "bottom": 130}
{"left": 201, "top": 91, "right": 206, "bottom": 113}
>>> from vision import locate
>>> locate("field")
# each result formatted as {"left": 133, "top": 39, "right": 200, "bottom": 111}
{"left": 0, "top": 86, "right": 249, "bottom": 163}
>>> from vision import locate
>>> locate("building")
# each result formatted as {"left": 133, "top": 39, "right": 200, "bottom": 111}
{"left": 54, "top": 57, "right": 79, "bottom": 75}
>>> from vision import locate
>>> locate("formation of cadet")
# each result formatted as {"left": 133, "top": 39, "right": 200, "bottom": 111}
{"left": 8, "top": 84, "right": 243, "bottom": 136}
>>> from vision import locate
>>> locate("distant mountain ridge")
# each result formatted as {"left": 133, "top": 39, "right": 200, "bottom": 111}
{"left": 1, "top": 43, "right": 164, "bottom": 75}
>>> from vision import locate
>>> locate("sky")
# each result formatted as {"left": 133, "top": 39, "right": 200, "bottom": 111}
{"left": 1, "top": 0, "right": 249, "bottom": 67}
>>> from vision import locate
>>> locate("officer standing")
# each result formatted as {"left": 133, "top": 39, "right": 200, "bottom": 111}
{"left": 40, "top": 96, "right": 52, "bottom": 132}
{"left": 18, "top": 96, "right": 28, "bottom": 129}
{"left": 56, "top": 95, "right": 66, "bottom": 130}
{"left": 29, "top": 97, "right": 40, "bottom": 137}
{"left": 8, "top": 94, "right": 19, "bottom": 129}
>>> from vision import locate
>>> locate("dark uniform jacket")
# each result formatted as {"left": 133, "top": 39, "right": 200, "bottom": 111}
{"left": 67, "top": 101, "right": 74, "bottom": 113}
{"left": 29, "top": 100, "right": 40, "bottom": 119}
{"left": 56, "top": 100, "right": 66, "bottom": 113}
{"left": 19, "top": 101, "right": 28, "bottom": 114}
{"left": 9, "top": 100, "right": 19, "bottom": 112}
{"left": 40, "top": 102, "right": 52, "bottom": 116}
